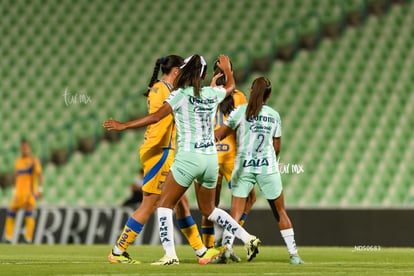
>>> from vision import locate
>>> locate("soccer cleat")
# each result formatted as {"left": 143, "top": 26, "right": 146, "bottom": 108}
{"left": 108, "top": 250, "right": 141, "bottom": 264}
{"left": 290, "top": 254, "right": 304, "bottom": 264}
{"left": 217, "top": 247, "right": 241, "bottom": 264}
{"left": 197, "top": 246, "right": 225, "bottom": 265}
{"left": 245, "top": 235, "right": 261, "bottom": 262}
{"left": 151, "top": 255, "right": 179, "bottom": 265}
{"left": 228, "top": 250, "right": 241, "bottom": 263}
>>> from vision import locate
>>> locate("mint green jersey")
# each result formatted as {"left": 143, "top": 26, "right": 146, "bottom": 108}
{"left": 225, "top": 104, "right": 282, "bottom": 174}
{"left": 166, "top": 86, "right": 227, "bottom": 154}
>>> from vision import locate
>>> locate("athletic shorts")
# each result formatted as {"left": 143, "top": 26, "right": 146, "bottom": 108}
{"left": 10, "top": 190, "right": 36, "bottom": 210}
{"left": 139, "top": 147, "right": 174, "bottom": 194}
{"left": 231, "top": 170, "right": 283, "bottom": 200}
{"left": 170, "top": 151, "right": 219, "bottom": 189}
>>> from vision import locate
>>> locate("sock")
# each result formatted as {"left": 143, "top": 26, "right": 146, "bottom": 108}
{"left": 4, "top": 211, "right": 16, "bottom": 241}
{"left": 114, "top": 217, "right": 144, "bottom": 254}
{"left": 239, "top": 212, "right": 248, "bottom": 226}
{"left": 201, "top": 224, "right": 215, "bottom": 248}
{"left": 24, "top": 211, "right": 35, "bottom": 242}
{"left": 221, "top": 229, "right": 236, "bottom": 249}
{"left": 213, "top": 222, "right": 224, "bottom": 246}
{"left": 177, "top": 216, "right": 206, "bottom": 256}
{"left": 208, "top": 208, "right": 250, "bottom": 244}
{"left": 157, "top": 207, "right": 177, "bottom": 257}
{"left": 280, "top": 228, "right": 298, "bottom": 255}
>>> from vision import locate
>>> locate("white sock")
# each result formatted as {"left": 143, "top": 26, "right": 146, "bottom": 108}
{"left": 157, "top": 207, "right": 177, "bottom": 257}
{"left": 280, "top": 228, "right": 298, "bottom": 255}
{"left": 214, "top": 222, "right": 224, "bottom": 246}
{"left": 112, "top": 245, "right": 123, "bottom": 255}
{"left": 208, "top": 208, "right": 250, "bottom": 244}
{"left": 195, "top": 247, "right": 207, "bottom": 257}
{"left": 221, "top": 229, "right": 236, "bottom": 250}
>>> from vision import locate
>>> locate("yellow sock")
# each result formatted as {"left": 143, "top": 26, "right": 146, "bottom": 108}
{"left": 177, "top": 216, "right": 204, "bottom": 251}
{"left": 115, "top": 218, "right": 143, "bottom": 252}
{"left": 116, "top": 226, "right": 138, "bottom": 252}
{"left": 5, "top": 211, "right": 16, "bottom": 241}
{"left": 201, "top": 226, "right": 215, "bottom": 248}
{"left": 24, "top": 211, "right": 35, "bottom": 242}
{"left": 239, "top": 212, "right": 248, "bottom": 226}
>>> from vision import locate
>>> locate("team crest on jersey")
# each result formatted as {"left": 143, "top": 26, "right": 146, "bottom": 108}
{"left": 242, "top": 158, "right": 269, "bottom": 168}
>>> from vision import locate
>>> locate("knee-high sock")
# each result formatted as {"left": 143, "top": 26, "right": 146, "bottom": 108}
{"left": 177, "top": 216, "right": 206, "bottom": 256}
{"left": 4, "top": 211, "right": 16, "bottom": 241}
{"left": 281, "top": 228, "right": 298, "bottom": 255}
{"left": 213, "top": 222, "right": 223, "bottom": 246}
{"left": 208, "top": 208, "right": 250, "bottom": 244}
{"left": 157, "top": 207, "right": 177, "bottom": 257}
{"left": 221, "top": 229, "right": 236, "bottom": 249}
{"left": 113, "top": 217, "right": 144, "bottom": 254}
{"left": 201, "top": 222, "right": 215, "bottom": 248}
{"left": 24, "top": 211, "right": 35, "bottom": 242}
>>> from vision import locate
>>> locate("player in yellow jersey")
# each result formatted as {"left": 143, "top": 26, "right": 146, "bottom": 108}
{"left": 3, "top": 139, "right": 43, "bottom": 243}
{"left": 200, "top": 60, "right": 257, "bottom": 262}
{"left": 107, "top": 55, "right": 221, "bottom": 265}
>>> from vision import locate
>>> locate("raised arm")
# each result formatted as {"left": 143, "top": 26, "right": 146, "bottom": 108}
{"left": 216, "top": 55, "right": 235, "bottom": 97}
{"left": 103, "top": 102, "right": 173, "bottom": 131}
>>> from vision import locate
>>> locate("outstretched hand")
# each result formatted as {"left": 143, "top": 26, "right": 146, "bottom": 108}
{"left": 103, "top": 117, "right": 126, "bottom": 131}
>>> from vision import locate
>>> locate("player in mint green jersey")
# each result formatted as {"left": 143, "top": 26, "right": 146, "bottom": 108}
{"left": 104, "top": 55, "right": 261, "bottom": 265}
{"left": 215, "top": 77, "right": 304, "bottom": 265}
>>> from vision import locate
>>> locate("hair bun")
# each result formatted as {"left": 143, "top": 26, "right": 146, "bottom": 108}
{"left": 160, "top": 56, "right": 167, "bottom": 65}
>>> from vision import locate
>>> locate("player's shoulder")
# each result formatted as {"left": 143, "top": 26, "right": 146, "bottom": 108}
{"left": 233, "top": 89, "right": 247, "bottom": 104}
{"left": 150, "top": 81, "right": 168, "bottom": 93}
{"left": 233, "top": 89, "right": 246, "bottom": 98}
{"left": 232, "top": 104, "right": 247, "bottom": 115}
{"left": 264, "top": 105, "right": 281, "bottom": 119}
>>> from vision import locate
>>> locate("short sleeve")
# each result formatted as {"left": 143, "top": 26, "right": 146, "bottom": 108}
{"left": 215, "top": 87, "right": 227, "bottom": 103}
{"left": 274, "top": 115, "right": 282, "bottom": 138}
{"left": 225, "top": 106, "right": 242, "bottom": 129}
{"left": 165, "top": 89, "right": 183, "bottom": 111}
{"left": 34, "top": 158, "right": 43, "bottom": 174}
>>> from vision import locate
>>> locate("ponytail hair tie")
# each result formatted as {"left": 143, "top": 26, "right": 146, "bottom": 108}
{"left": 180, "top": 55, "right": 207, "bottom": 77}
{"left": 159, "top": 56, "right": 167, "bottom": 65}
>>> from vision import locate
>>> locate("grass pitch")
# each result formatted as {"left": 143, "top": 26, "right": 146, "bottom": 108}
{"left": 0, "top": 244, "right": 413, "bottom": 276}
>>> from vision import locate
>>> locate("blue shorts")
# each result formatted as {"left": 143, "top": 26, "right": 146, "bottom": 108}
{"left": 170, "top": 151, "right": 219, "bottom": 189}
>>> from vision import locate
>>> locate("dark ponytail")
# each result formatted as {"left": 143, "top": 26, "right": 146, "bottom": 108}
{"left": 144, "top": 55, "right": 184, "bottom": 97}
{"left": 173, "top": 55, "right": 207, "bottom": 97}
{"left": 245, "top": 77, "right": 272, "bottom": 120}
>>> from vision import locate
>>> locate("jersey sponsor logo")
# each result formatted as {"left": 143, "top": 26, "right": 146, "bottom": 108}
{"left": 242, "top": 158, "right": 269, "bottom": 168}
{"left": 195, "top": 141, "right": 214, "bottom": 149}
{"left": 247, "top": 115, "right": 275, "bottom": 123}
{"left": 216, "top": 143, "right": 229, "bottom": 152}
{"left": 194, "top": 105, "right": 214, "bottom": 112}
{"left": 250, "top": 124, "right": 272, "bottom": 132}
{"left": 189, "top": 96, "right": 217, "bottom": 105}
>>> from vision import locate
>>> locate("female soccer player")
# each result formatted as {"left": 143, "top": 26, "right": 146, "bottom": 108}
{"left": 104, "top": 54, "right": 261, "bottom": 265}
{"left": 201, "top": 61, "right": 257, "bottom": 263}
{"left": 106, "top": 55, "right": 219, "bottom": 265}
{"left": 215, "top": 77, "right": 304, "bottom": 264}
{"left": 3, "top": 139, "right": 43, "bottom": 244}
